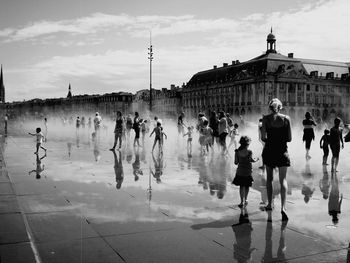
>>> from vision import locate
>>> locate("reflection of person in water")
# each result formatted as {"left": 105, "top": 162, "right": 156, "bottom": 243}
{"left": 112, "top": 149, "right": 124, "bottom": 189}
{"left": 328, "top": 172, "right": 343, "bottom": 225}
{"left": 132, "top": 148, "right": 143, "bottom": 181}
{"left": 232, "top": 207, "right": 256, "bottom": 263}
{"left": 29, "top": 153, "right": 46, "bottom": 179}
{"left": 67, "top": 142, "right": 72, "bottom": 158}
{"left": 92, "top": 132, "right": 100, "bottom": 162}
{"left": 319, "top": 165, "right": 330, "bottom": 199}
{"left": 151, "top": 152, "right": 164, "bottom": 183}
{"left": 262, "top": 211, "right": 287, "bottom": 263}
{"left": 198, "top": 155, "right": 209, "bottom": 190}
{"left": 301, "top": 162, "right": 315, "bottom": 203}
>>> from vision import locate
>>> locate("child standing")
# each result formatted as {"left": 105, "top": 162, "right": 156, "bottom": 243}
{"left": 150, "top": 122, "right": 167, "bottom": 152}
{"left": 232, "top": 136, "right": 258, "bottom": 207}
{"left": 183, "top": 126, "right": 193, "bottom": 155}
{"left": 320, "top": 129, "right": 330, "bottom": 165}
{"left": 28, "top": 127, "right": 47, "bottom": 154}
{"left": 201, "top": 120, "right": 213, "bottom": 154}
{"left": 229, "top": 123, "right": 239, "bottom": 150}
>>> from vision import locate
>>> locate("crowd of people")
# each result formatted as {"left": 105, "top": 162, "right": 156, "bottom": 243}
{"left": 20, "top": 97, "right": 349, "bottom": 223}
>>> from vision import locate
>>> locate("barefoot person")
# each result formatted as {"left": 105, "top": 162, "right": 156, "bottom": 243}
{"left": 302, "top": 112, "right": 316, "bottom": 160}
{"left": 28, "top": 127, "right": 47, "bottom": 154}
{"left": 261, "top": 98, "right": 292, "bottom": 221}
{"left": 232, "top": 136, "right": 258, "bottom": 208}
{"left": 329, "top": 117, "right": 344, "bottom": 172}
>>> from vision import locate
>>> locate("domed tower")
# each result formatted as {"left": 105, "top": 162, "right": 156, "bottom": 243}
{"left": 266, "top": 27, "right": 277, "bottom": 54}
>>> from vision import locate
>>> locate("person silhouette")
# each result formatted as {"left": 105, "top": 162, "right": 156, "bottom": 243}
{"left": 112, "top": 149, "right": 124, "bottom": 189}
{"left": 328, "top": 172, "right": 343, "bottom": 225}
{"left": 29, "top": 153, "right": 46, "bottom": 179}
{"left": 261, "top": 98, "right": 291, "bottom": 221}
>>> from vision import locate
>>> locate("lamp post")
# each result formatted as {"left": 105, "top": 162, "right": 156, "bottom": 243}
{"left": 148, "top": 32, "right": 153, "bottom": 112}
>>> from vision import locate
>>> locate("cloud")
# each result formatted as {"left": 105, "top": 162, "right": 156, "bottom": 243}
{"left": 3, "top": 0, "right": 350, "bottom": 101}
{"left": 0, "top": 13, "right": 236, "bottom": 43}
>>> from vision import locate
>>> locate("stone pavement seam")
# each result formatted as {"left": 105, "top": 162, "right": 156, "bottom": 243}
{"left": 0, "top": 143, "right": 41, "bottom": 263}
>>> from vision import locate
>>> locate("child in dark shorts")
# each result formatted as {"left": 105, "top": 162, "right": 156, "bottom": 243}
{"left": 232, "top": 136, "right": 259, "bottom": 207}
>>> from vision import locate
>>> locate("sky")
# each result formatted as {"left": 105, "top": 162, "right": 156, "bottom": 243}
{"left": 0, "top": 0, "right": 349, "bottom": 102}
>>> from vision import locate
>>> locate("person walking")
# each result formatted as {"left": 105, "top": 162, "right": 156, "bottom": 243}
{"left": 302, "top": 112, "right": 316, "bottom": 160}
{"left": 232, "top": 136, "right": 259, "bottom": 207}
{"left": 110, "top": 111, "right": 123, "bottom": 151}
{"left": 261, "top": 98, "right": 292, "bottom": 221}
{"left": 329, "top": 117, "right": 344, "bottom": 172}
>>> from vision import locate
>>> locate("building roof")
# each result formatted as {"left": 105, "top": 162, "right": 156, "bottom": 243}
{"left": 187, "top": 51, "right": 350, "bottom": 87}
{"left": 187, "top": 52, "right": 306, "bottom": 86}
{"left": 298, "top": 58, "right": 349, "bottom": 76}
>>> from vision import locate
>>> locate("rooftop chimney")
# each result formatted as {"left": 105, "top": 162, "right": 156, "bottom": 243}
{"left": 213, "top": 65, "right": 217, "bottom": 69}
{"left": 288, "top": 53, "right": 294, "bottom": 58}
{"left": 223, "top": 63, "right": 228, "bottom": 67}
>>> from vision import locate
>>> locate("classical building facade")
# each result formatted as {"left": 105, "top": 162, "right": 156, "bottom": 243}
{"left": 182, "top": 31, "right": 350, "bottom": 122}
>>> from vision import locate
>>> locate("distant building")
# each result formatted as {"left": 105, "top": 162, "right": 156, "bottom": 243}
{"left": 5, "top": 84, "right": 133, "bottom": 119}
{"left": 183, "top": 30, "right": 350, "bottom": 122}
{"left": 152, "top": 84, "right": 183, "bottom": 119}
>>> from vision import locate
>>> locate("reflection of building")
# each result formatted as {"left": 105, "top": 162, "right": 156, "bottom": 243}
{"left": 183, "top": 30, "right": 350, "bottom": 121}
{"left": 5, "top": 85, "right": 133, "bottom": 119}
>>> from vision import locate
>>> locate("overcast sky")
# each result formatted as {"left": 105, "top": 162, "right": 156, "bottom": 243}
{"left": 0, "top": 0, "right": 349, "bottom": 102}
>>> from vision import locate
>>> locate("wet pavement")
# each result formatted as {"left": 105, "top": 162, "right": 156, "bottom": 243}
{"left": 0, "top": 122, "right": 350, "bottom": 262}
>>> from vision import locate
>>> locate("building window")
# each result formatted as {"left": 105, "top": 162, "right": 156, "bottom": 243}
{"left": 315, "top": 85, "right": 319, "bottom": 92}
{"left": 306, "top": 84, "right": 310, "bottom": 91}
{"left": 306, "top": 94, "right": 311, "bottom": 104}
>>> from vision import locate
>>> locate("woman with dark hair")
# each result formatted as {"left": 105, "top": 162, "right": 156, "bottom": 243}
{"left": 302, "top": 112, "right": 316, "bottom": 160}
{"left": 261, "top": 98, "right": 292, "bottom": 221}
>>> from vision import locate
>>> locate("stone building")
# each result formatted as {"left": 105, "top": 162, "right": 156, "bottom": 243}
{"left": 182, "top": 30, "right": 350, "bottom": 122}
{"left": 152, "top": 84, "right": 183, "bottom": 119}
{"left": 5, "top": 85, "right": 133, "bottom": 119}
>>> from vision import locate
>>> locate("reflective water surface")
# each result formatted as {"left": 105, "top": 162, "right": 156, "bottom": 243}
{"left": 2, "top": 120, "right": 350, "bottom": 262}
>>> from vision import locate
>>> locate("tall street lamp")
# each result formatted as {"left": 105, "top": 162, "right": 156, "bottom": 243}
{"left": 148, "top": 32, "right": 153, "bottom": 112}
